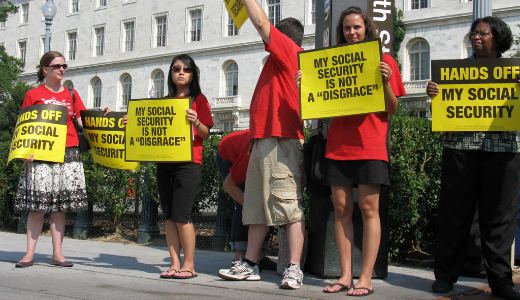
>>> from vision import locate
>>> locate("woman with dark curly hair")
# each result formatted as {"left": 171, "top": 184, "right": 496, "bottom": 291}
{"left": 427, "top": 16, "right": 520, "bottom": 299}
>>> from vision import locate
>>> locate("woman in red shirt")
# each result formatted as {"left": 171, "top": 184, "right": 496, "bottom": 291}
{"left": 299, "top": 6, "right": 405, "bottom": 296}
{"left": 14, "top": 51, "right": 87, "bottom": 268}
{"left": 157, "top": 54, "right": 213, "bottom": 279}
{"left": 323, "top": 7, "right": 405, "bottom": 296}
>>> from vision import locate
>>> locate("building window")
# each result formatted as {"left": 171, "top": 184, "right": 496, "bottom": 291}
{"left": 18, "top": 40, "right": 27, "bottom": 67}
{"left": 96, "top": 0, "right": 107, "bottom": 8}
{"left": 224, "top": 62, "right": 238, "bottom": 96}
{"left": 310, "top": 0, "right": 316, "bottom": 24}
{"left": 121, "top": 74, "right": 132, "bottom": 106}
{"left": 67, "top": 31, "right": 77, "bottom": 60}
{"left": 94, "top": 26, "right": 105, "bottom": 56}
{"left": 20, "top": 3, "right": 29, "bottom": 24}
{"left": 92, "top": 77, "right": 102, "bottom": 107}
{"left": 123, "top": 20, "right": 135, "bottom": 52}
{"left": 268, "top": 0, "right": 281, "bottom": 26}
{"left": 188, "top": 8, "right": 202, "bottom": 42}
{"left": 223, "top": 121, "right": 234, "bottom": 131}
{"left": 151, "top": 70, "right": 165, "bottom": 98}
{"left": 70, "top": 0, "right": 79, "bottom": 13}
{"left": 155, "top": 15, "right": 167, "bottom": 47}
{"left": 409, "top": 39, "right": 430, "bottom": 81}
{"left": 411, "top": 0, "right": 428, "bottom": 10}
{"left": 226, "top": 15, "right": 238, "bottom": 37}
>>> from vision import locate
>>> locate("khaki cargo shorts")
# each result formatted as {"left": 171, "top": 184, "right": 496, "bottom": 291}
{"left": 243, "top": 137, "right": 304, "bottom": 226}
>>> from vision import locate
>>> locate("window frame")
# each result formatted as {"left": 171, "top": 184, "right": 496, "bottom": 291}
{"left": 17, "top": 39, "right": 27, "bottom": 68}
{"left": 122, "top": 19, "right": 136, "bottom": 52}
{"left": 187, "top": 7, "right": 203, "bottom": 42}
{"left": 267, "top": 0, "right": 281, "bottom": 26}
{"left": 92, "top": 77, "right": 102, "bottom": 108}
{"left": 411, "top": 0, "right": 428, "bottom": 10}
{"left": 408, "top": 39, "right": 430, "bottom": 81}
{"left": 154, "top": 14, "right": 168, "bottom": 48}
{"left": 67, "top": 30, "right": 78, "bottom": 60}
{"left": 20, "top": 3, "right": 29, "bottom": 25}
{"left": 224, "top": 61, "right": 239, "bottom": 97}
{"left": 69, "top": 0, "right": 79, "bottom": 14}
{"left": 93, "top": 25, "right": 106, "bottom": 57}
{"left": 151, "top": 70, "right": 165, "bottom": 98}
{"left": 121, "top": 73, "right": 132, "bottom": 107}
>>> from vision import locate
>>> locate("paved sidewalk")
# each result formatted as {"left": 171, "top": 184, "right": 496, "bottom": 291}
{"left": 0, "top": 231, "right": 500, "bottom": 299}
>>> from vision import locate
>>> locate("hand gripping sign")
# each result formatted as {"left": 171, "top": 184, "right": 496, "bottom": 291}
{"left": 298, "top": 39, "right": 386, "bottom": 120}
{"left": 431, "top": 58, "right": 520, "bottom": 131}
{"left": 224, "top": 0, "right": 248, "bottom": 29}
{"left": 125, "top": 98, "right": 193, "bottom": 162}
{"left": 8, "top": 104, "right": 68, "bottom": 163}
{"left": 81, "top": 110, "right": 139, "bottom": 170}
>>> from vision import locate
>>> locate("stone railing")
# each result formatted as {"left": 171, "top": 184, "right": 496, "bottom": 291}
{"left": 403, "top": 80, "right": 429, "bottom": 95}
{"left": 212, "top": 95, "right": 241, "bottom": 110}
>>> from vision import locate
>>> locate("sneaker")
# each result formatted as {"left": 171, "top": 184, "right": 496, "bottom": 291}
{"left": 280, "top": 264, "right": 303, "bottom": 289}
{"left": 218, "top": 261, "right": 261, "bottom": 281}
{"left": 218, "top": 260, "right": 241, "bottom": 275}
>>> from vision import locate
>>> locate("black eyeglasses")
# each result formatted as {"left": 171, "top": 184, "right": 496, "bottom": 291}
{"left": 172, "top": 66, "right": 193, "bottom": 73}
{"left": 48, "top": 64, "right": 68, "bottom": 70}
{"left": 469, "top": 31, "right": 491, "bottom": 39}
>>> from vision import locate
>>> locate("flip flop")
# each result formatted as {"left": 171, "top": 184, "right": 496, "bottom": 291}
{"left": 159, "top": 268, "right": 179, "bottom": 279}
{"left": 323, "top": 281, "right": 351, "bottom": 293}
{"left": 172, "top": 270, "right": 198, "bottom": 279}
{"left": 348, "top": 287, "right": 375, "bottom": 297}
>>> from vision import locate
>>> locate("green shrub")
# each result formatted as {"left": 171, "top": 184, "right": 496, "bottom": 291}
{"left": 388, "top": 114, "right": 442, "bottom": 259}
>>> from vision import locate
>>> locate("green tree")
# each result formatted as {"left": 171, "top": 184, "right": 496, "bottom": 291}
{"left": 392, "top": 6, "right": 405, "bottom": 67}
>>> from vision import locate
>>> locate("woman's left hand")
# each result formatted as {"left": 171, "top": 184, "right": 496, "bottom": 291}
{"left": 379, "top": 62, "right": 392, "bottom": 82}
{"left": 186, "top": 109, "right": 198, "bottom": 124}
{"left": 102, "top": 106, "right": 111, "bottom": 116}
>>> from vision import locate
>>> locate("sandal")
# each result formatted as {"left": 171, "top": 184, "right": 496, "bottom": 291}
{"left": 172, "top": 270, "right": 198, "bottom": 279}
{"left": 323, "top": 281, "right": 352, "bottom": 293}
{"left": 348, "top": 286, "right": 375, "bottom": 297}
{"left": 159, "top": 268, "right": 179, "bottom": 279}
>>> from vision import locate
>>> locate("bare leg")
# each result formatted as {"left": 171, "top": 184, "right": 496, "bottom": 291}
{"left": 163, "top": 219, "right": 181, "bottom": 274}
{"left": 285, "top": 221, "right": 304, "bottom": 265}
{"left": 49, "top": 212, "right": 66, "bottom": 262}
{"left": 20, "top": 212, "right": 44, "bottom": 262}
{"left": 350, "top": 184, "right": 381, "bottom": 296}
{"left": 244, "top": 224, "right": 269, "bottom": 263}
{"left": 233, "top": 251, "right": 245, "bottom": 261}
{"left": 324, "top": 185, "right": 354, "bottom": 293}
{"left": 177, "top": 222, "right": 196, "bottom": 274}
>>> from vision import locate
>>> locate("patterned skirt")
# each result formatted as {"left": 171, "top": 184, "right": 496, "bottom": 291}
{"left": 15, "top": 148, "right": 87, "bottom": 213}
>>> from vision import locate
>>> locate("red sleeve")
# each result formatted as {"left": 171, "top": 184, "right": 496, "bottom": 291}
{"left": 194, "top": 94, "right": 214, "bottom": 128}
{"left": 21, "top": 89, "right": 35, "bottom": 109}
{"left": 72, "top": 88, "right": 86, "bottom": 115}
{"left": 265, "top": 24, "right": 302, "bottom": 69}
{"left": 383, "top": 54, "right": 406, "bottom": 97}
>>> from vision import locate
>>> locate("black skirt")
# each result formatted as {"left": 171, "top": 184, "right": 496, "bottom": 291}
{"left": 326, "top": 159, "right": 390, "bottom": 187}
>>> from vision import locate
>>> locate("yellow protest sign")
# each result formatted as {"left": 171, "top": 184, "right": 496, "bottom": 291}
{"left": 125, "top": 98, "right": 193, "bottom": 162}
{"left": 8, "top": 104, "right": 68, "bottom": 163}
{"left": 298, "top": 39, "right": 386, "bottom": 120}
{"left": 224, "top": 0, "right": 248, "bottom": 29}
{"left": 431, "top": 58, "right": 520, "bottom": 131}
{"left": 81, "top": 110, "right": 139, "bottom": 170}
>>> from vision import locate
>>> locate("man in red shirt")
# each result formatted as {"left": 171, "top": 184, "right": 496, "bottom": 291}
{"left": 218, "top": 0, "right": 305, "bottom": 290}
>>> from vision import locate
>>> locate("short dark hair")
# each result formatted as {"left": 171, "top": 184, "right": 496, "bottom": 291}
{"left": 336, "top": 6, "right": 377, "bottom": 45}
{"left": 167, "top": 54, "right": 201, "bottom": 98}
{"left": 275, "top": 17, "right": 304, "bottom": 47}
{"left": 470, "top": 16, "right": 512, "bottom": 57}
{"left": 36, "top": 51, "right": 65, "bottom": 83}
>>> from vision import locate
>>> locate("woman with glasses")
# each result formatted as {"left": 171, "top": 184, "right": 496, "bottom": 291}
{"left": 157, "top": 54, "right": 213, "bottom": 279}
{"left": 14, "top": 51, "right": 87, "bottom": 268}
{"left": 427, "top": 16, "right": 520, "bottom": 299}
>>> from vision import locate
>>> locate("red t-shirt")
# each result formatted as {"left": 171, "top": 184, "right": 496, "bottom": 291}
{"left": 325, "top": 54, "right": 406, "bottom": 162}
{"left": 218, "top": 129, "right": 251, "bottom": 185}
{"left": 191, "top": 93, "right": 214, "bottom": 164}
{"left": 22, "top": 85, "right": 86, "bottom": 147}
{"left": 249, "top": 24, "right": 304, "bottom": 139}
